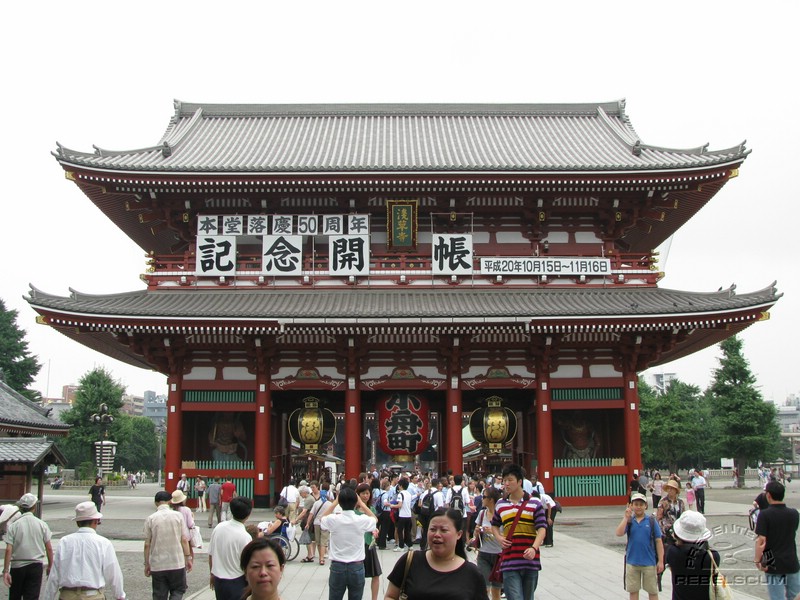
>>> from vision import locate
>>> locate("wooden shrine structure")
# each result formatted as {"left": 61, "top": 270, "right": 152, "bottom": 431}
{"left": 28, "top": 101, "right": 780, "bottom": 506}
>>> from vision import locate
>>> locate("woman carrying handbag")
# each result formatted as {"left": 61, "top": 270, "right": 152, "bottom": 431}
{"left": 471, "top": 487, "right": 502, "bottom": 600}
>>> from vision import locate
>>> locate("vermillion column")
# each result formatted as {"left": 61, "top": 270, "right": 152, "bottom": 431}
{"left": 446, "top": 381, "right": 463, "bottom": 474}
{"left": 254, "top": 370, "right": 271, "bottom": 508}
{"left": 165, "top": 374, "right": 182, "bottom": 491}
{"left": 536, "top": 377, "right": 554, "bottom": 493}
{"left": 623, "top": 374, "right": 643, "bottom": 473}
{"left": 345, "top": 380, "right": 362, "bottom": 479}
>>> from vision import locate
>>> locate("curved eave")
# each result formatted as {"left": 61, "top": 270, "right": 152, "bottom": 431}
{"left": 0, "top": 423, "right": 71, "bottom": 437}
{"left": 57, "top": 157, "right": 748, "bottom": 178}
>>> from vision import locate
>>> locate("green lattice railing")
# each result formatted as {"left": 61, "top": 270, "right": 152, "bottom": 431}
{"left": 554, "top": 457, "right": 614, "bottom": 468}
{"left": 551, "top": 388, "right": 623, "bottom": 401}
{"left": 184, "top": 391, "right": 255, "bottom": 403}
{"left": 554, "top": 474, "right": 627, "bottom": 497}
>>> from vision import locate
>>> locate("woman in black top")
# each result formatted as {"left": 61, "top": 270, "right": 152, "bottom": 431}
{"left": 89, "top": 476, "right": 105, "bottom": 514}
{"left": 385, "top": 508, "right": 487, "bottom": 600}
{"left": 665, "top": 511, "right": 720, "bottom": 600}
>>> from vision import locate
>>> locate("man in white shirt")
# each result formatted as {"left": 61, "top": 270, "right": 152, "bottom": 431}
{"left": 279, "top": 480, "right": 300, "bottom": 523}
{"left": 389, "top": 478, "right": 414, "bottom": 551}
{"left": 208, "top": 497, "right": 252, "bottom": 600}
{"left": 144, "top": 491, "right": 192, "bottom": 600}
{"left": 320, "top": 486, "right": 377, "bottom": 600}
{"left": 691, "top": 469, "right": 708, "bottom": 514}
{"left": 4, "top": 493, "right": 52, "bottom": 599}
{"left": 42, "top": 501, "right": 125, "bottom": 600}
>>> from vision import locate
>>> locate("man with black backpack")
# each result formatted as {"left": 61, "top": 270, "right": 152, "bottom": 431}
{"left": 446, "top": 475, "right": 470, "bottom": 526}
{"left": 414, "top": 479, "right": 436, "bottom": 550}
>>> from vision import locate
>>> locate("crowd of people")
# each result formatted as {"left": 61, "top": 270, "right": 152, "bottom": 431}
{"left": 2, "top": 463, "right": 799, "bottom": 600}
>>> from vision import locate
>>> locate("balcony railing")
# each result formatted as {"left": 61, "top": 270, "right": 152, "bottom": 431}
{"left": 141, "top": 252, "right": 661, "bottom": 288}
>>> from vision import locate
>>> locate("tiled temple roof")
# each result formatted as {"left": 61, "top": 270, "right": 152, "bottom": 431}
{"left": 0, "top": 381, "right": 71, "bottom": 435}
{"left": 27, "top": 284, "right": 779, "bottom": 324}
{"left": 54, "top": 101, "right": 748, "bottom": 173}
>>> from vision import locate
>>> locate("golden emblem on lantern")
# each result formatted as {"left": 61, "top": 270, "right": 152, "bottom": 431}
{"left": 288, "top": 397, "right": 336, "bottom": 453}
{"left": 469, "top": 396, "right": 517, "bottom": 453}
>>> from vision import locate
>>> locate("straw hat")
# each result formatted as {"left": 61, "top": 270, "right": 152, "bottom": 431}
{"left": 171, "top": 489, "right": 188, "bottom": 504}
{"left": 672, "top": 511, "right": 712, "bottom": 543}
{"left": 663, "top": 479, "right": 681, "bottom": 493}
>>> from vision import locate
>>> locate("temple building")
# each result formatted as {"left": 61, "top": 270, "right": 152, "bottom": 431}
{"left": 27, "top": 101, "right": 780, "bottom": 506}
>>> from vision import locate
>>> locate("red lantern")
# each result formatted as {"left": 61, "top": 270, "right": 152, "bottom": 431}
{"left": 377, "top": 392, "right": 430, "bottom": 459}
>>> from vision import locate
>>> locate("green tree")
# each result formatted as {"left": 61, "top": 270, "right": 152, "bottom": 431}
{"left": 59, "top": 367, "right": 125, "bottom": 468}
{"left": 640, "top": 378, "right": 708, "bottom": 472}
{"left": 707, "top": 335, "right": 780, "bottom": 487}
{"left": 114, "top": 415, "right": 159, "bottom": 472}
{"left": 0, "top": 299, "right": 41, "bottom": 400}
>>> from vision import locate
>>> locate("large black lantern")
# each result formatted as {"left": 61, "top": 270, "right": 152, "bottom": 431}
{"left": 288, "top": 397, "right": 336, "bottom": 453}
{"left": 469, "top": 396, "right": 517, "bottom": 453}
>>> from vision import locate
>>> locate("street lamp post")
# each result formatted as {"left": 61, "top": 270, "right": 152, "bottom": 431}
{"left": 90, "top": 403, "right": 114, "bottom": 478}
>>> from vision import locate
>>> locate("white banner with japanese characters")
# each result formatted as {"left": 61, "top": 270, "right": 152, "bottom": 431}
{"left": 480, "top": 256, "right": 611, "bottom": 276}
{"left": 262, "top": 235, "right": 304, "bottom": 276}
{"left": 329, "top": 235, "right": 370, "bottom": 276}
{"left": 196, "top": 236, "right": 238, "bottom": 276}
{"left": 432, "top": 234, "right": 473, "bottom": 275}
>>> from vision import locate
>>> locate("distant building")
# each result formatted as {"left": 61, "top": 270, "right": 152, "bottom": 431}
{"left": 143, "top": 391, "right": 167, "bottom": 429}
{"left": 121, "top": 393, "right": 144, "bottom": 416}
{"left": 777, "top": 405, "right": 800, "bottom": 433}
{"left": 651, "top": 372, "right": 678, "bottom": 395}
{"left": 62, "top": 384, "right": 79, "bottom": 404}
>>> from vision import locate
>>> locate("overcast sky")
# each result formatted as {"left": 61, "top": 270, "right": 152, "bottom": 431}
{"left": 2, "top": 1, "right": 797, "bottom": 403}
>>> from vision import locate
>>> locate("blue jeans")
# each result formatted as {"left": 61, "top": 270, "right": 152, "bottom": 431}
{"left": 766, "top": 571, "right": 800, "bottom": 600}
{"left": 328, "top": 561, "right": 365, "bottom": 600}
{"left": 502, "top": 568, "right": 539, "bottom": 600}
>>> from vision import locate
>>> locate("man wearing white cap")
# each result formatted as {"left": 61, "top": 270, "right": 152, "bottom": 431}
{"left": 615, "top": 492, "right": 664, "bottom": 600}
{"left": 3, "top": 493, "right": 52, "bottom": 600}
{"left": 42, "top": 501, "right": 124, "bottom": 600}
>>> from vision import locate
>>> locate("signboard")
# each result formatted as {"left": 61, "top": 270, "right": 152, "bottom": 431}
{"left": 480, "top": 256, "right": 611, "bottom": 276}
{"left": 432, "top": 234, "right": 473, "bottom": 275}
{"left": 329, "top": 235, "right": 370, "bottom": 276}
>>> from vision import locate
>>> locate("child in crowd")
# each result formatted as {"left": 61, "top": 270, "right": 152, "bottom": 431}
{"left": 685, "top": 482, "right": 696, "bottom": 510}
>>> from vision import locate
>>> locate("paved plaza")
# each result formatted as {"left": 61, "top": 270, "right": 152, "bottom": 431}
{"left": 15, "top": 482, "right": 787, "bottom": 600}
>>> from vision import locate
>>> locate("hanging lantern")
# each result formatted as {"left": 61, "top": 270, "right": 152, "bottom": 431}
{"left": 288, "top": 397, "right": 336, "bottom": 453}
{"left": 376, "top": 392, "right": 430, "bottom": 461}
{"left": 469, "top": 396, "right": 517, "bottom": 453}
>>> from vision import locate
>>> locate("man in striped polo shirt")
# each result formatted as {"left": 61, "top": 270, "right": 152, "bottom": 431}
{"left": 491, "top": 464, "right": 547, "bottom": 600}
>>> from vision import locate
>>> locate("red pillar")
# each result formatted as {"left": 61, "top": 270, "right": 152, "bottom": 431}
{"left": 254, "top": 373, "right": 271, "bottom": 507}
{"left": 623, "top": 374, "right": 643, "bottom": 473}
{"left": 345, "top": 384, "right": 362, "bottom": 479}
{"left": 536, "top": 378, "right": 554, "bottom": 493}
{"left": 165, "top": 374, "right": 182, "bottom": 491}
{"left": 272, "top": 412, "right": 283, "bottom": 497}
{"left": 446, "top": 384, "right": 463, "bottom": 474}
